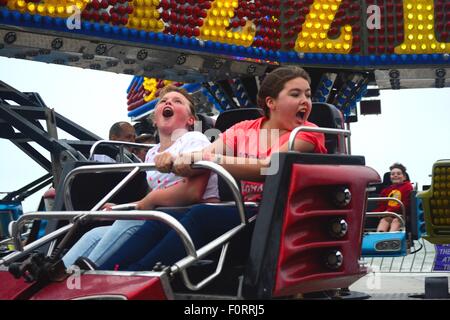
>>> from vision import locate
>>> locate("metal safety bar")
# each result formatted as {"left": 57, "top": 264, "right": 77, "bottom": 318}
{"left": 61, "top": 161, "right": 246, "bottom": 289}
{"left": 288, "top": 126, "right": 351, "bottom": 154}
{"left": 62, "top": 161, "right": 246, "bottom": 227}
{"left": 4, "top": 211, "right": 196, "bottom": 263}
{"left": 365, "top": 212, "right": 406, "bottom": 230}
{"left": 3, "top": 161, "right": 247, "bottom": 290}
{"left": 365, "top": 197, "right": 407, "bottom": 231}
{"left": 89, "top": 140, "right": 155, "bottom": 161}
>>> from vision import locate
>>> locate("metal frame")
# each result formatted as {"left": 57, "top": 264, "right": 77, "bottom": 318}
{"left": 0, "top": 80, "right": 103, "bottom": 187}
{"left": 9, "top": 211, "right": 197, "bottom": 257}
{"left": 366, "top": 197, "right": 406, "bottom": 230}
{"left": 288, "top": 126, "right": 351, "bottom": 154}
{"left": 3, "top": 160, "right": 247, "bottom": 291}
{"left": 89, "top": 140, "right": 155, "bottom": 162}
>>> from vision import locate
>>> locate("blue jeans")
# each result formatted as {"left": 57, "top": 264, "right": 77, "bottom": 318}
{"left": 123, "top": 205, "right": 258, "bottom": 271}
{"left": 62, "top": 220, "right": 145, "bottom": 268}
{"left": 63, "top": 204, "right": 257, "bottom": 271}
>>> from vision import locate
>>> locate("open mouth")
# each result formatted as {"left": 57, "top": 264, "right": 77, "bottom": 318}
{"left": 296, "top": 110, "right": 306, "bottom": 121}
{"left": 162, "top": 107, "right": 174, "bottom": 118}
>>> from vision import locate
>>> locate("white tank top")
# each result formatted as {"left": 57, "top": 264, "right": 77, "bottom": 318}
{"left": 144, "top": 131, "right": 219, "bottom": 200}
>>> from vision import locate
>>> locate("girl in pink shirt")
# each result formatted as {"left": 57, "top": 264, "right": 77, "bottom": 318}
{"left": 121, "top": 67, "right": 328, "bottom": 271}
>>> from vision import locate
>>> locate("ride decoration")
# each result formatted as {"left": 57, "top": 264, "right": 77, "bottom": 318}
{"left": 419, "top": 160, "right": 450, "bottom": 244}
{"left": 0, "top": 0, "right": 449, "bottom": 82}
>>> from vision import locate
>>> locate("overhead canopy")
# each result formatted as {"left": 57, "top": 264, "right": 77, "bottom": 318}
{"left": 0, "top": 0, "right": 449, "bottom": 89}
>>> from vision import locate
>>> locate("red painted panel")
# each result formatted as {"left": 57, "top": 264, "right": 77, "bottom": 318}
{"left": 273, "top": 164, "right": 380, "bottom": 296}
{"left": 0, "top": 271, "right": 34, "bottom": 300}
{"left": 29, "top": 274, "right": 168, "bottom": 300}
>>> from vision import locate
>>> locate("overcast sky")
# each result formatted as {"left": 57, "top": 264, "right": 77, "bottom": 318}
{"left": 1, "top": 56, "right": 450, "bottom": 211}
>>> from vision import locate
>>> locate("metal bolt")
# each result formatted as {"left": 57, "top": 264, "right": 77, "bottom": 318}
{"left": 51, "top": 38, "right": 63, "bottom": 50}
{"left": 176, "top": 54, "right": 187, "bottom": 65}
{"left": 95, "top": 44, "right": 107, "bottom": 55}
{"left": 137, "top": 49, "right": 148, "bottom": 60}
{"left": 4, "top": 32, "right": 17, "bottom": 44}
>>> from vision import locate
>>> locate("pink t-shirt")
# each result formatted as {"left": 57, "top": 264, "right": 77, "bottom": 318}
{"left": 221, "top": 117, "right": 327, "bottom": 202}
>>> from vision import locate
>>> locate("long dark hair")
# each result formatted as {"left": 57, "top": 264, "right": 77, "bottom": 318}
{"left": 257, "top": 66, "right": 311, "bottom": 118}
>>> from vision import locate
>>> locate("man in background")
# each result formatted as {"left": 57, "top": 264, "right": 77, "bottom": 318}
{"left": 93, "top": 121, "right": 136, "bottom": 162}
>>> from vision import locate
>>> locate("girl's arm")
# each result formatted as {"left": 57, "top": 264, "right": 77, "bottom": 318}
{"left": 135, "top": 172, "right": 210, "bottom": 210}
{"left": 172, "top": 136, "right": 317, "bottom": 181}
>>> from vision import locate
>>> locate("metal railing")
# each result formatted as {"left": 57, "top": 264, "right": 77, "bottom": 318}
{"left": 2, "top": 161, "right": 248, "bottom": 291}
{"left": 365, "top": 197, "right": 406, "bottom": 231}
{"left": 89, "top": 140, "right": 155, "bottom": 162}
{"left": 363, "top": 239, "right": 438, "bottom": 273}
{"left": 288, "top": 126, "right": 351, "bottom": 154}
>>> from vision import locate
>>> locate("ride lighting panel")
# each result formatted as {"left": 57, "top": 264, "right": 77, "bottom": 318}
{"left": 1, "top": 0, "right": 449, "bottom": 82}
{"left": 419, "top": 160, "right": 450, "bottom": 244}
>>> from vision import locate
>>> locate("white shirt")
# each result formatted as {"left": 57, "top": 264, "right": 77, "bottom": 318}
{"left": 92, "top": 154, "right": 115, "bottom": 162}
{"left": 144, "top": 131, "right": 219, "bottom": 200}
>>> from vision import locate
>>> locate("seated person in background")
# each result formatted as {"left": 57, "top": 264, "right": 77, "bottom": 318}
{"left": 93, "top": 121, "right": 136, "bottom": 162}
{"left": 374, "top": 163, "right": 413, "bottom": 232}
{"left": 62, "top": 86, "right": 219, "bottom": 269}
{"left": 134, "top": 133, "right": 157, "bottom": 162}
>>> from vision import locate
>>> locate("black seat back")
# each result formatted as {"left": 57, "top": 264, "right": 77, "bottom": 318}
{"left": 214, "top": 108, "right": 263, "bottom": 133}
{"left": 308, "top": 102, "right": 345, "bottom": 154}
{"left": 196, "top": 113, "right": 216, "bottom": 134}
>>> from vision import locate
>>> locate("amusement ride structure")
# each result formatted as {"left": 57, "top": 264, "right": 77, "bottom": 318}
{"left": 0, "top": 0, "right": 449, "bottom": 299}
